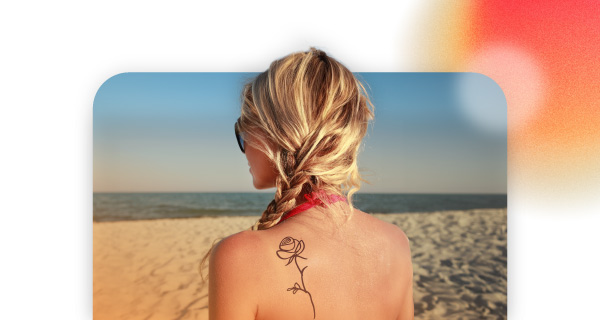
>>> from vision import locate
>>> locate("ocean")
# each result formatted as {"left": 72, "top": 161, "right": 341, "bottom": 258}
{"left": 93, "top": 193, "right": 507, "bottom": 222}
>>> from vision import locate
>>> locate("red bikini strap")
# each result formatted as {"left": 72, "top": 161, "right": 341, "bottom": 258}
{"left": 277, "top": 191, "right": 346, "bottom": 225}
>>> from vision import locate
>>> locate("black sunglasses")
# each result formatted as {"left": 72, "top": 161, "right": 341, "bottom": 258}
{"left": 234, "top": 119, "right": 245, "bottom": 153}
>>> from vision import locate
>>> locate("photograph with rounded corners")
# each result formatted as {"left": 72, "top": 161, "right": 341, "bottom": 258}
{"left": 94, "top": 52, "right": 507, "bottom": 319}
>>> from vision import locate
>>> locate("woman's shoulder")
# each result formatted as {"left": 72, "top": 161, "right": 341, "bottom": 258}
{"left": 210, "top": 228, "right": 281, "bottom": 280}
{"left": 355, "top": 210, "right": 411, "bottom": 250}
{"left": 208, "top": 230, "right": 271, "bottom": 319}
{"left": 382, "top": 218, "right": 410, "bottom": 252}
{"left": 353, "top": 210, "right": 413, "bottom": 278}
{"left": 355, "top": 211, "right": 414, "bottom": 318}
{"left": 211, "top": 230, "right": 268, "bottom": 267}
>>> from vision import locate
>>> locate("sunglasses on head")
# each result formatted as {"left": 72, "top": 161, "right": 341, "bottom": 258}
{"left": 234, "top": 119, "right": 245, "bottom": 153}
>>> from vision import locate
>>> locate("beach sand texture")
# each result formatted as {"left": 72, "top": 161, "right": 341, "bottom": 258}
{"left": 93, "top": 208, "right": 506, "bottom": 319}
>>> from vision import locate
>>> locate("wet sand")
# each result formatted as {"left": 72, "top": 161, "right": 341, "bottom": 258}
{"left": 93, "top": 208, "right": 506, "bottom": 319}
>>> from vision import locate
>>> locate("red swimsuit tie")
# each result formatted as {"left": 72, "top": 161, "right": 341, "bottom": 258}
{"left": 276, "top": 191, "right": 346, "bottom": 225}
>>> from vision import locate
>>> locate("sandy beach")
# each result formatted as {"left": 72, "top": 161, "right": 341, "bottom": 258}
{"left": 93, "top": 208, "right": 506, "bottom": 319}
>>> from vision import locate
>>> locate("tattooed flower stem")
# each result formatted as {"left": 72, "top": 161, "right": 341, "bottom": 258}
{"left": 276, "top": 236, "right": 316, "bottom": 319}
{"left": 295, "top": 257, "right": 315, "bottom": 319}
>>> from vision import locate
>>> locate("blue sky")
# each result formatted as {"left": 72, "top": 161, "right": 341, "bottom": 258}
{"left": 93, "top": 72, "right": 506, "bottom": 193}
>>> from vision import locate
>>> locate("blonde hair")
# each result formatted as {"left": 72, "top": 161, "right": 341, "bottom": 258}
{"left": 199, "top": 47, "right": 374, "bottom": 279}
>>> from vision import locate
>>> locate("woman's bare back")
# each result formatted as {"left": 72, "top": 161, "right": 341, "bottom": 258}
{"left": 209, "top": 204, "right": 414, "bottom": 320}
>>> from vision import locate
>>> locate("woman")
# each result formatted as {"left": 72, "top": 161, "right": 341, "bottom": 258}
{"left": 203, "top": 47, "right": 413, "bottom": 319}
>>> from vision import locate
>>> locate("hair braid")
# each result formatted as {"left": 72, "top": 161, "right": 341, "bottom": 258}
{"left": 252, "top": 148, "right": 313, "bottom": 230}
{"left": 200, "top": 47, "right": 374, "bottom": 282}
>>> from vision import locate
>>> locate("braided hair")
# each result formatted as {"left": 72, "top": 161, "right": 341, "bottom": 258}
{"left": 199, "top": 47, "right": 374, "bottom": 279}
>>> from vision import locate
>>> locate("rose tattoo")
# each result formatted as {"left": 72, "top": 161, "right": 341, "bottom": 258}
{"left": 276, "top": 236, "right": 315, "bottom": 319}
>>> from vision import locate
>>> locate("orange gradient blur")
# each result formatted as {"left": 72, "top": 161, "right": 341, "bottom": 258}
{"left": 410, "top": 0, "right": 600, "bottom": 207}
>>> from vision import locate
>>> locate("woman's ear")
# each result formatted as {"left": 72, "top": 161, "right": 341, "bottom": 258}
{"left": 245, "top": 134, "right": 279, "bottom": 190}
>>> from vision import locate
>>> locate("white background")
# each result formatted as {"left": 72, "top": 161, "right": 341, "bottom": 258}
{"left": 1, "top": 1, "right": 598, "bottom": 319}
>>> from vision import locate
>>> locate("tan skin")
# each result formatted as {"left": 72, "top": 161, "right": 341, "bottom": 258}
{"left": 209, "top": 134, "right": 414, "bottom": 320}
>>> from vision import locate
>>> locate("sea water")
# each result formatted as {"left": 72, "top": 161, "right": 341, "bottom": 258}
{"left": 93, "top": 193, "right": 507, "bottom": 222}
